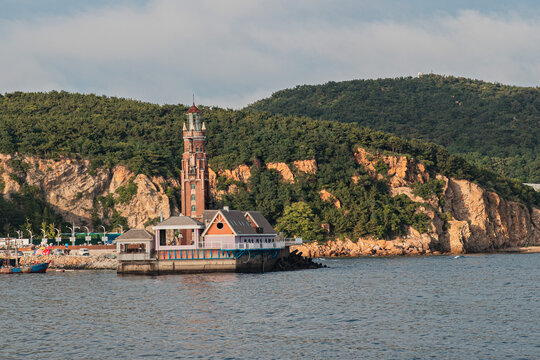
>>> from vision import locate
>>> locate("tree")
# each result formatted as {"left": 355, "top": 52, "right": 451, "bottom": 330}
{"left": 276, "top": 202, "right": 325, "bottom": 242}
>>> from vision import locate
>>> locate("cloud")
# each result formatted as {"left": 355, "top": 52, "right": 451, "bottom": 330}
{"left": 1, "top": 1, "right": 540, "bottom": 108}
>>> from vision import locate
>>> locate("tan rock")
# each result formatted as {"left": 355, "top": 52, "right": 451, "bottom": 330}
{"left": 293, "top": 159, "right": 318, "bottom": 174}
{"left": 443, "top": 178, "right": 540, "bottom": 252}
{"left": 444, "top": 220, "right": 469, "bottom": 254}
{"left": 0, "top": 154, "right": 177, "bottom": 230}
{"left": 354, "top": 147, "right": 430, "bottom": 186}
{"left": 319, "top": 189, "right": 341, "bottom": 208}
{"left": 266, "top": 162, "right": 294, "bottom": 183}
{"left": 114, "top": 174, "right": 171, "bottom": 229}
{"left": 219, "top": 164, "right": 252, "bottom": 183}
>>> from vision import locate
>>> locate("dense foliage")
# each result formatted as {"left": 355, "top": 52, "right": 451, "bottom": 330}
{"left": 248, "top": 75, "right": 540, "bottom": 183}
{"left": 0, "top": 91, "right": 538, "bottom": 240}
{"left": 0, "top": 184, "right": 65, "bottom": 236}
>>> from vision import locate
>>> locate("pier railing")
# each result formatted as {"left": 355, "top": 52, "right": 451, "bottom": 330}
{"left": 284, "top": 237, "right": 303, "bottom": 246}
{"left": 117, "top": 252, "right": 153, "bottom": 261}
{"left": 203, "top": 241, "right": 286, "bottom": 250}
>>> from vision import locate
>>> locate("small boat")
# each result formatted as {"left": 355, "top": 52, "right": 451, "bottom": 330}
{"left": 2, "top": 237, "right": 49, "bottom": 274}
{"left": 10, "top": 262, "right": 50, "bottom": 274}
{"left": 0, "top": 267, "right": 13, "bottom": 274}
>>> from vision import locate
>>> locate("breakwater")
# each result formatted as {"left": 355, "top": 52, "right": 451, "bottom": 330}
{"left": 20, "top": 255, "right": 116, "bottom": 270}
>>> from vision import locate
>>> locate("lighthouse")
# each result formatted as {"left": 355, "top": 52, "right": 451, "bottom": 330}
{"left": 180, "top": 102, "right": 209, "bottom": 219}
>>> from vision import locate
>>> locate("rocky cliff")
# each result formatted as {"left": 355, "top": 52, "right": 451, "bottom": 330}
{"left": 292, "top": 148, "right": 540, "bottom": 256}
{"left": 1, "top": 152, "right": 538, "bottom": 254}
{"left": 0, "top": 154, "right": 174, "bottom": 229}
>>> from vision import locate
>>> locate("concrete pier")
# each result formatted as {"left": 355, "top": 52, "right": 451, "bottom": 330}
{"left": 117, "top": 247, "right": 290, "bottom": 275}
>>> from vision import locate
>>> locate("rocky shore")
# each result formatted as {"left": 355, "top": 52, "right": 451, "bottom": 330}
{"left": 274, "top": 249, "right": 326, "bottom": 271}
{"left": 20, "top": 255, "right": 117, "bottom": 270}
{"left": 291, "top": 239, "right": 540, "bottom": 258}
{"left": 291, "top": 238, "right": 432, "bottom": 258}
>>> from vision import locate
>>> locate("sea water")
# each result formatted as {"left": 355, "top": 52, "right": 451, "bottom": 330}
{"left": 1, "top": 254, "right": 539, "bottom": 359}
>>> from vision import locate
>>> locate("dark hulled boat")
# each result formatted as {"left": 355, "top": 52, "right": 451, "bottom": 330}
{"left": 10, "top": 262, "right": 50, "bottom": 273}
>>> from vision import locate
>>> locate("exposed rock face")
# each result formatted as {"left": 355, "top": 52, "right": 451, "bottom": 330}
{"left": 2, "top": 150, "right": 538, "bottom": 255}
{"left": 319, "top": 189, "right": 341, "bottom": 208}
{"left": 293, "top": 159, "right": 317, "bottom": 174}
{"left": 218, "top": 165, "right": 252, "bottom": 183}
{"left": 354, "top": 147, "right": 429, "bottom": 186}
{"left": 442, "top": 178, "right": 540, "bottom": 252}
{"left": 216, "top": 160, "right": 317, "bottom": 186}
{"left": 114, "top": 174, "right": 171, "bottom": 229}
{"left": 0, "top": 154, "right": 175, "bottom": 229}
{"left": 295, "top": 148, "right": 540, "bottom": 257}
{"left": 267, "top": 162, "right": 295, "bottom": 183}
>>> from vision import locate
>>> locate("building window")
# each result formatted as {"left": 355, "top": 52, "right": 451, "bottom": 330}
{"left": 191, "top": 205, "right": 196, "bottom": 212}
{"left": 216, "top": 222, "right": 224, "bottom": 230}
{"left": 191, "top": 194, "right": 196, "bottom": 201}
{"left": 191, "top": 183, "right": 196, "bottom": 190}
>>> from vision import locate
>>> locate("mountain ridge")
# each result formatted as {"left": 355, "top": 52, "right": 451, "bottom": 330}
{"left": 247, "top": 74, "right": 540, "bottom": 182}
{"left": 0, "top": 90, "right": 538, "bottom": 247}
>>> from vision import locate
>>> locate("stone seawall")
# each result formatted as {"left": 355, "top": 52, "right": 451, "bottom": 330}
{"left": 21, "top": 255, "right": 117, "bottom": 270}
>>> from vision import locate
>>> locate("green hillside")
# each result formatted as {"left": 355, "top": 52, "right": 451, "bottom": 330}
{"left": 0, "top": 91, "right": 538, "bottom": 239}
{"left": 248, "top": 75, "right": 540, "bottom": 183}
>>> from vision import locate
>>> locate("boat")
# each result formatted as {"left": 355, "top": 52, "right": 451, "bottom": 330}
{"left": 10, "top": 262, "right": 50, "bottom": 274}
{"left": 1, "top": 238, "right": 50, "bottom": 274}
{"left": 0, "top": 267, "right": 12, "bottom": 274}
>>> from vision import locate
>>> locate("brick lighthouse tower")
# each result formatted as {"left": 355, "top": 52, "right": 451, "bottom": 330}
{"left": 180, "top": 102, "right": 209, "bottom": 219}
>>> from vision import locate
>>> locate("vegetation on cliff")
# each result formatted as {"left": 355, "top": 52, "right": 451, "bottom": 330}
{"left": 0, "top": 91, "right": 538, "bottom": 240}
{"left": 0, "top": 183, "right": 64, "bottom": 235}
{"left": 248, "top": 74, "right": 540, "bottom": 183}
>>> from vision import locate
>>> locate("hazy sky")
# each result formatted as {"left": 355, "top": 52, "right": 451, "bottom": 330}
{"left": 2, "top": 0, "right": 540, "bottom": 107}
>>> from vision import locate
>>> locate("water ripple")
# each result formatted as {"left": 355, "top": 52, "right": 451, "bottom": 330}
{"left": 0, "top": 254, "right": 539, "bottom": 359}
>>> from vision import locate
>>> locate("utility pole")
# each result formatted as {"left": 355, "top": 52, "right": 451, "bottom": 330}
{"left": 68, "top": 223, "right": 78, "bottom": 247}
{"left": 100, "top": 225, "right": 108, "bottom": 244}
{"left": 83, "top": 226, "right": 91, "bottom": 246}
{"left": 55, "top": 228, "right": 62, "bottom": 247}
{"left": 41, "top": 229, "right": 47, "bottom": 246}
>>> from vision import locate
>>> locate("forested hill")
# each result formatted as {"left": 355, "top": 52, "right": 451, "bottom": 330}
{"left": 0, "top": 91, "right": 538, "bottom": 238}
{"left": 248, "top": 75, "right": 540, "bottom": 183}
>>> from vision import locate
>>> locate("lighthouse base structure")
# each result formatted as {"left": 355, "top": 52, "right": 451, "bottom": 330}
{"left": 117, "top": 247, "right": 290, "bottom": 275}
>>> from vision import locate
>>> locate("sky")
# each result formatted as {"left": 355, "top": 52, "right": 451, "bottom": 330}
{"left": 1, "top": 0, "right": 540, "bottom": 108}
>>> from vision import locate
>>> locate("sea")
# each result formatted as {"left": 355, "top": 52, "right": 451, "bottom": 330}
{"left": 1, "top": 254, "right": 539, "bottom": 359}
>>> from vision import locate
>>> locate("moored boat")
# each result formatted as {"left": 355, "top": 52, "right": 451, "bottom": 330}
{"left": 0, "top": 266, "right": 13, "bottom": 274}
{"left": 8, "top": 262, "right": 50, "bottom": 274}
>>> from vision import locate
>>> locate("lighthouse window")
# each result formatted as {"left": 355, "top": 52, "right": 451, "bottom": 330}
{"left": 216, "top": 222, "right": 224, "bottom": 230}
{"left": 191, "top": 195, "right": 196, "bottom": 201}
{"left": 191, "top": 205, "right": 196, "bottom": 212}
{"left": 191, "top": 183, "right": 196, "bottom": 190}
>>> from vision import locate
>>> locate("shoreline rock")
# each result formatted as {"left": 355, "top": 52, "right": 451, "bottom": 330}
{"left": 20, "top": 255, "right": 117, "bottom": 270}
{"left": 291, "top": 239, "right": 540, "bottom": 258}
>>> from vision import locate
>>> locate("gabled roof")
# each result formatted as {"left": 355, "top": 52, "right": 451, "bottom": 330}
{"left": 202, "top": 209, "right": 276, "bottom": 237}
{"left": 186, "top": 103, "right": 201, "bottom": 114}
{"left": 202, "top": 210, "right": 218, "bottom": 225}
{"left": 153, "top": 215, "right": 204, "bottom": 230}
{"left": 116, "top": 229, "right": 154, "bottom": 241}
{"left": 221, "top": 210, "right": 257, "bottom": 235}
{"left": 245, "top": 211, "right": 276, "bottom": 234}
